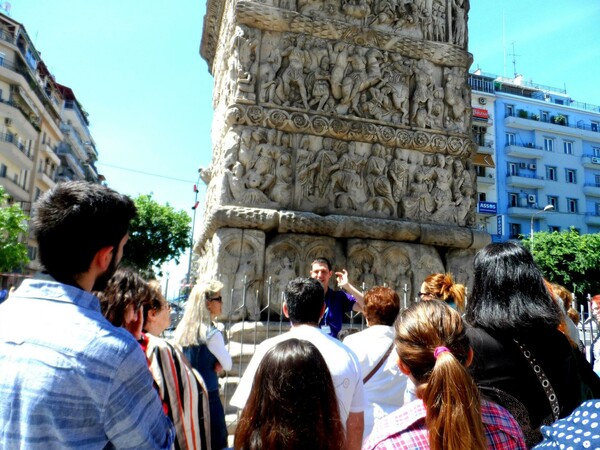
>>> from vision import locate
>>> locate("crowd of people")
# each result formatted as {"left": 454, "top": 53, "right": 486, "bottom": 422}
{"left": 1, "top": 180, "right": 599, "bottom": 450}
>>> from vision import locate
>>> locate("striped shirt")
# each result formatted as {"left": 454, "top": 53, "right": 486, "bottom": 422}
{"left": 143, "top": 333, "right": 211, "bottom": 450}
{"left": 363, "top": 399, "right": 526, "bottom": 450}
{"left": 0, "top": 276, "right": 175, "bottom": 449}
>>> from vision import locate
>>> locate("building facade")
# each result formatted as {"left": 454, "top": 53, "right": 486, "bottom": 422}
{"left": 470, "top": 71, "right": 600, "bottom": 241}
{"left": 0, "top": 10, "right": 99, "bottom": 274}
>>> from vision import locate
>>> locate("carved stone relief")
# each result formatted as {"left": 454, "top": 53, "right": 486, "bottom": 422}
{"left": 347, "top": 238, "right": 444, "bottom": 305}
{"left": 196, "top": 0, "right": 481, "bottom": 323}
{"left": 210, "top": 228, "right": 266, "bottom": 320}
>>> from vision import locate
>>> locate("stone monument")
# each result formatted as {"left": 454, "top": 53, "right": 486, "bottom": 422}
{"left": 197, "top": 0, "right": 487, "bottom": 320}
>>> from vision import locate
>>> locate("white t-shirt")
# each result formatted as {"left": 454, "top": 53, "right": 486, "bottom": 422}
{"left": 344, "top": 325, "right": 407, "bottom": 439}
{"left": 230, "top": 325, "right": 365, "bottom": 423}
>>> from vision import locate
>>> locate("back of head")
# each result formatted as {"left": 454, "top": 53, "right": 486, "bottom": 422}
{"left": 33, "top": 181, "right": 136, "bottom": 283}
{"left": 422, "top": 273, "right": 466, "bottom": 311}
{"left": 395, "top": 300, "right": 486, "bottom": 450}
{"left": 284, "top": 277, "right": 325, "bottom": 325}
{"left": 234, "top": 338, "right": 344, "bottom": 450}
{"left": 364, "top": 286, "right": 400, "bottom": 326}
{"left": 465, "top": 242, "right": 561, "bottom": 334}
{"left": 98, "top": 267, "right": 152, "bottom": 327}
{"left": 173, "top": 279, "right": 223, "bottom": 347}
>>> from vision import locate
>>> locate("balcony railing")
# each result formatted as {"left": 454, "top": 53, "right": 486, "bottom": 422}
{"left": 0, "top": 96, "right": 41, "bottom": 132}
{"left": 0, "top": 132, "right": 33, "bottom": 159}
{"left": 504, "top": 113, "right": 600, "bottom": 134}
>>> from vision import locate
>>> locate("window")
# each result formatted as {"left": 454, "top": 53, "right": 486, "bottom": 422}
{"left": 34, "top": 187, "right": 41, "bottom": 201}
{"left": 27, "top": 246, "right": 37, "bottom": 261}
{"left": 478, "top": 192, "right": 487, "bottom": 202}
{"left": 505, "top": 104, "right": 515, "bottom": 117}
{"left": 567, "top": 198, "right": 578, "bottom": 213}
{"left": 0, "top": 163, "right": 6, "bottom": 177}
{"left": 593, "top": 147, "right": 600, "bottom": 157}
{"left": 563, "top": 141, "right": 573, "bottom": 155}
{"left": 475, "top": 165, "right": 486, "bottom": 177}
{"left": 472, "top": 125, "right": 486, "bottom": 146}
{"left": 508, "top": 193, "right": 518, "bottom": 207}
{"left": 541, "top": 111, "right": 550, "bottom": 123}
{"left": 547, "top": 195, "right": 558, "bottom": 211}
{"left": 548, "top": 226, "right": 560, "bottom": 233}
{"left": 565, "top": 169, "right": 577, "bottom": 184}
{"left": 508, "top": 162, "right": 518, "bottom": 175}
{"left": 0, "top": 51, "right": 5, "bottom": 67}
{"left": 546, "top": 166, "right": 557, "bottom": 181}
{"left": 596, "top": 203, "right": 600, "bottom": 216}
{"left": 592, "top": 121, "right": 599, "bottom": 132}
{"left": 544, "top": 138, "right": 554, "bottom": 152}
{"left": 595, "top": 174, "right": 600, "bottom": 187}
{"left": 509, "top": 223, "right": 521, "bottom": 239}
{"left": 505, "top": 132, "right": 516, "bottom": 146}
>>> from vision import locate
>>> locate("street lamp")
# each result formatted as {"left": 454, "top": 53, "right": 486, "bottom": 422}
{"left": 530, "top": 204, "right": 554, "bottom": 253}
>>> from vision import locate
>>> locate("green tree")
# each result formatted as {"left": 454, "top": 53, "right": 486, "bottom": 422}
{"left": 523, "top": 229, "right": 600, "bottom": 297}
{"left": 0, "top": 187, "right": 29, "bottom": 272}
{"left": 122, "top": 194, "right": 192, "bottom": 277}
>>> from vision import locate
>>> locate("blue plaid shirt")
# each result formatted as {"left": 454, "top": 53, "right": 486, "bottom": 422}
{"left": 0, "top": 275, "right": 175, "bottom": 449}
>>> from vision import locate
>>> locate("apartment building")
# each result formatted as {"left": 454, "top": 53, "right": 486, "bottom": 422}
{"left": 469, "top": 71, "right": 600, "bottom": 241}
{"left": 0, "top": 10, "right": 99, "bottom": 273}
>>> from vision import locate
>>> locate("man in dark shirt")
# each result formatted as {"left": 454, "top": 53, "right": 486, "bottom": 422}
{"left": 310, "top": 257, "right": 364, "bottom": 338}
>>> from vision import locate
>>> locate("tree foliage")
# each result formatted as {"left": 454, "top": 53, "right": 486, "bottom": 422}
{"left": 122, "top": 194, "right": 192, "bottom": 277}
{"left": 522, "top": 229, "right": 600, "bottom": 298}
{"left": 0, "top": 187, "right": 29, "bottom": 272}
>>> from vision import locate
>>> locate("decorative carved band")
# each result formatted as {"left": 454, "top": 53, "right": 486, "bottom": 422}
{"left": 225, "top": 103, "right": 475, "bottom": 157}
{"left": 236, "top": 1, "right": 472, "bottom": 68}
{"left": 196, "top": 205, "right": 489, "bottom": 250}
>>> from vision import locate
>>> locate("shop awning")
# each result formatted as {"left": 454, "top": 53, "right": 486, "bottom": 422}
{"left": 472, "top": 153, "right": 496, "bottom": 168}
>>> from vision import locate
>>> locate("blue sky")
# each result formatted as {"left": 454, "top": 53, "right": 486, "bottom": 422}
{"left": 10, "top": 1, "right": 600, "bottom": 294}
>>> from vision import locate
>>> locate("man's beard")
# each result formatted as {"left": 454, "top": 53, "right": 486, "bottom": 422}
{"left": 92, "top": 252, "right": 118, "bottom": 291}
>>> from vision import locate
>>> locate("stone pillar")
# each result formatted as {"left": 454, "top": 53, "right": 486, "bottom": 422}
{"left": 198, "top": 0, "right": 486, "bottom": 319}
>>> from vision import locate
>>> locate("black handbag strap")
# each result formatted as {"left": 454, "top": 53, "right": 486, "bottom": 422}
{"left": 514, "top": 338, "right": 560, "bottom": 421}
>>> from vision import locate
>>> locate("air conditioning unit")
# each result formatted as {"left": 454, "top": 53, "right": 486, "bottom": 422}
{"left": 519, "top": 162, "right": 527, "bottom": 168}
{"left": 478, "top": 97, "right": 487, "bottom": 105}
{"left": 591, "top": 156, "right": 600, "bottom": 164}
{"left": 528, "top": 194, "right": 537, "bottom": 204}
{"left": 528, "top": 164, "right": 537, "bottom": 170}
{"left": 4, "top": 118, "right": 12, "bottom": 126}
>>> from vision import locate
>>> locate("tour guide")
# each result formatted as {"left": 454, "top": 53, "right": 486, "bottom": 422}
{"left": 310, "top": 257, "right": 365, "bottom": 338}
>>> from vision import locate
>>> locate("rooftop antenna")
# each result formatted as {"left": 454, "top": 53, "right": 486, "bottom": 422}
{"left": 509, "top": 41, "right": 520, "bottom": 78}
{"left": 502, "top": 10, "right": 506, "bottom": 77}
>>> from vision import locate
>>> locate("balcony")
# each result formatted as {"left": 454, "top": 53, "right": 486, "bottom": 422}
{"left": 583, "top": 183, "right": 600, "bottom": 198}
{"left": 506, "top": 173, "right": 546, "bottom": 189}
{"left": 477, "top": 141, "right": 494, "bottom": 155}
{"left": 0, "top": 174, "right": 29, "bottom": 202}
{"left": 582, "top": 155, "right": 600, "bottom": 169}
{"left": 504, "top": 115, "right": 600, "bottom": 140}
{"left": 59, "top": 124, "right": 88, "bottom": 161}
{"left": 505, "top": 143, "right": 544, "bottom": 159}
{"left": 0, "top": 133, "right": 34, "bottom": 169}
{"left": 507, "top": 205, "right": 545, "bottom": 219}
{"left": 585, "top": 213, "right": 600, "bottom": 227}
{"left": 477, "top": 174, "right": 495, "bottom": 185}
{"left": 37, "top": 169, "right": 56, "bottom": 189}
{"left": 41, "top": 144, "right": 61, "bottom": 166}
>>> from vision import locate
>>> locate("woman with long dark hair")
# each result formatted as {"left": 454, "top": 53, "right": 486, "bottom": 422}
{"left": 234, "top": 338, "right": 345, "bottom": 450}
{"left": 364, "top": 300, "right": 525, "bottom": 450}
{"left": 465, "top": 242, "right": 598, "bottom": 448}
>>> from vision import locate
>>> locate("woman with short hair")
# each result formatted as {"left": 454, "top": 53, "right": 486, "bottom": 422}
{"left": 234, "top": 338, "right": 345, "bottom": 450}
{"left": 343, "top": 286, "right": 406, "bottom": 439}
